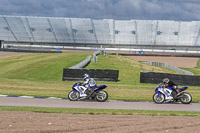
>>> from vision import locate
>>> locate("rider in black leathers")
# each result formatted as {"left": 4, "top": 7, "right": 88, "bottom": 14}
{"left": 163, "top": 78, "right": 180, "bottom": 101}
{"left": 163, "top": 78, "right": 178, "bottom": 91}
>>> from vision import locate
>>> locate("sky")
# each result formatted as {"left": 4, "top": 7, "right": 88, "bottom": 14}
{"left": 0, "top": 0, "right": 199, "bottom": 21}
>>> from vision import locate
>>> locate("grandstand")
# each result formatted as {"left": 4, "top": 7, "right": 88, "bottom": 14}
{"left": 0, "top": 15, "right": 200, "bottom": 50}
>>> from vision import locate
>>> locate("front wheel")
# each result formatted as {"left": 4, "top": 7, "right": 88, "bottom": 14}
{"left": 180, "top": 92, "right": 192, "bottom": 104}
{"left": 153, "top": 92, "right": 165, "bottom": 104}
{"left": 95, "top": 90, "right": 108, "bottom": 102}
{"left": 68, "top": 90, "right": 79, "bottom": 101}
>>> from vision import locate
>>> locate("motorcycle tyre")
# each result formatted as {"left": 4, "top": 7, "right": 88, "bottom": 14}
{"left": 68, "top": 90, "right": 80, "bottom": 101}
{"left": 179, "top": 92, "right": 192, "bottom": 104}
{"left": 95, "top": 90, "right": 108, "bottom": 102}
{"left": 153, "top": 92, "right": 165, "bottom": 104}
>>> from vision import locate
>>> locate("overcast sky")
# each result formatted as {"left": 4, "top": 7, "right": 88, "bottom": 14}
{"left": 0, "top": 0, "right": 199, "bottom": 21}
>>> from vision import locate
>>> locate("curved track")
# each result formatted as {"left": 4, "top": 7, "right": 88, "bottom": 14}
{"left": 1, "top": 52, "right": 200, "bottom": 112}
{"left": 0, "top": 96, "right": 200, "bottom": 112}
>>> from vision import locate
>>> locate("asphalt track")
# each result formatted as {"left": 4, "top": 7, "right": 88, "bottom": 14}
{"left": 0, "top": 96, "right": 200, "bottom": 112}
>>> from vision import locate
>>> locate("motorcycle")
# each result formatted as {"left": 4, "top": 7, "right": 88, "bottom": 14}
{"left": 68, "top": 82, "right": 108, "bottom": 102}
{"left": 153, "top": 83, "right": 192, "bottom": 104}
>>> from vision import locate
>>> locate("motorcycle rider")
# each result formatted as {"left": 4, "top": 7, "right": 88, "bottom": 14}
{"left": 163, "top": 78, "right": 179, "bottom": 100}
{"left": 82, "top": 74, "right": 97, "bottom": 95}
{"left": 163, "top": 78, "right": 179, "bottom": 91}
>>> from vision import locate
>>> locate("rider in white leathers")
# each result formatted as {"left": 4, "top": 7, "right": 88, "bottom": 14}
{"left": 82, "top": 74, "right": 96, "bottom": 95}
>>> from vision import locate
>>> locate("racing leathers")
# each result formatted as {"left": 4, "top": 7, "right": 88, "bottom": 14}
{"left": 164, "top": 80, "right": 178, "bottom": 91}
{"left": 163, "top": 80, "right": 179, "bottom": 99}
{"left": 83, "top": 77, "right": 96, "bottom": 92}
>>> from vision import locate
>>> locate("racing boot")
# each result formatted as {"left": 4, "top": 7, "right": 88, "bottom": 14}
{"left": 80, "top": 93, "right": 87, "bottom": 97}
{"left": 165, "top": 96, "right": 173, "bottom": 100}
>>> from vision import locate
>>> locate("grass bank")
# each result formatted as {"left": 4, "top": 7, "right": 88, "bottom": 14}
{"left": 0, "top": 52, "right": 87, "bottom": 98}
{"left": 87, "top": 55, "right": 200, "bottom": 102}
{"left": 1, "top": 106, "right": 200, "bottom": 116}
{"left": 182, "top": 59, "right": 200, "bottom": 76}
{"left": 0, "top": 52, "right": 200, "bottom": 102}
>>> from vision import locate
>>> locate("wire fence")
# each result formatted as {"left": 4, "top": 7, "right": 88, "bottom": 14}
{"left": 141, "top": 61, "right": 194, "bottom": 76}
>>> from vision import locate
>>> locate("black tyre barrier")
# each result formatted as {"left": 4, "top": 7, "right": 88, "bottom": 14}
{"left": 140, "top": 72, "right": 200, "bottom": 86}
{"left": 63, "top": 68, "right": 119, "bottom": 82}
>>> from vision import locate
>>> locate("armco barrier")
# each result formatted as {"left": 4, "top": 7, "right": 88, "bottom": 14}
{"left": 63, "top": 68, "right": 119, "bottom": 81}
{"left": 141, "top": 61, "right": 194, "bottom": 76}
{"left": 69, "top": 55, "right": 91, "bottom": 69}
{"left": 93, "top": 51, "right": 100, "bottom": 63}
{"left": 0, "top": 48, "right": 62, "bottom": 53}
{"left": 140, "top": 72, "right": 200, "bottom": 86}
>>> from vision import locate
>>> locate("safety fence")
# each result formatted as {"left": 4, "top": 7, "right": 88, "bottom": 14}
{"left": 93, "top": 51, "right": 100, "bottom": 63}
{"left": 69, "top": 55, "right": 92, "bottom": 69}
{"left": 64, "top": 50, "right": 119, "bottom": 81}
{"left": 63, "top": 68, "right": 119, "bottom": 81}
{"left": 70, "top": 50, "right": 104, "bottom": 69}
{"left": 4, "top": 44, "right": 200, "bottom": 55}
{"left": 141, "top": 61, "right": 194, "bottom": 76}
{"left": 140, "top": 72, "right": 200, "bottom": 86}
{"left": 0, "top": 48, "right": 62, "bottom": 53}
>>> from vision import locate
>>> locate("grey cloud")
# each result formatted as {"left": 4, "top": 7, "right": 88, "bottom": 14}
{"left": 0, "top": 0, "right": 199, "bottom": 21}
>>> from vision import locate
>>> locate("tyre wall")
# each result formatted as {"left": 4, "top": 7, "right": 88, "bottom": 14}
{"left": 63, "top": 68, "right": 119, "bottom": 81}
{"left": 140, "top": 72, "right": 200, "bottom": 86}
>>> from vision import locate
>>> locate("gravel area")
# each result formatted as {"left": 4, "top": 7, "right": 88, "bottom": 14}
{"left": 1, "top": 111, "right": 200, "bottom": 133}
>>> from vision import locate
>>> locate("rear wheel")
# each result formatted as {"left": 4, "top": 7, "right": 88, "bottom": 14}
{"left": 180, "top": 92, "right": 192, "bottom": 104}
{"left": 95, "top": 91, "right": 108, "bottom": 102}
{"left": 153, "top": 92, "right": 165, "bottom": 104}
{"left": 68, "top": 90, "right": 79, "bottom": 101}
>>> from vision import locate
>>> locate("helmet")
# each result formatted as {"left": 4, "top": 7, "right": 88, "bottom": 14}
{"left": 83, "top": 74, "right": 89, "bottom": 80}
{"left": 163, "top": 78, "right": 169, "bottom": 84}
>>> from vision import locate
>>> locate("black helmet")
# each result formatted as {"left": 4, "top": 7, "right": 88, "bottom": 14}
{"left": 163, "top": 78, "right": 169, "bottom": 84}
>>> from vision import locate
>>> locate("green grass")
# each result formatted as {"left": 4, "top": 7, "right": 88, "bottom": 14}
{"left": 86, "top": 55, "right": 200, "bottom": 102}
{"left": 0, "top": 52, "right": 88, "bottom": 97}
{"left": 86, "top": 55, "right": 178, "bottom": 84}
{"left": 0, "top": 53, "right": 200, "bottom": 102}
{"left": 1, "top": 106, "right": 200, "bottom": 116}
{"left": 182, "top": 59, "right": 200, "bottom": 76}
{"left": 1, "top": 53, "right": 200, "bottom": 115}
{"left": 0, "top": 53, "right": 88, "bottom": 81}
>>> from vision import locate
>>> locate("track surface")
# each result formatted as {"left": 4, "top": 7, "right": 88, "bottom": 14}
{"left": 0, "top": 96, "right": 200, "bottom": 112}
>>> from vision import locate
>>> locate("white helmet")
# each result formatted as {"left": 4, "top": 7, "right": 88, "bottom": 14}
{"left": 83, "top": 74, "right": 89, "bottom": 80}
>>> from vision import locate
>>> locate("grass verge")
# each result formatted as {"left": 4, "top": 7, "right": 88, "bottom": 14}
{"left": 0, "top": 53, "right": 200, "bottom": 102}
{"left": 1, "top": 106, "right": 200, "bottom": 116}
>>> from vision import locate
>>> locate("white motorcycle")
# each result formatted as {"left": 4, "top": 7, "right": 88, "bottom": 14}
{"left": 68, "top": 82, "right": 108, "bottom": 102}
{"left": 153, "top": 84, "right": 192, "bottom": 104}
